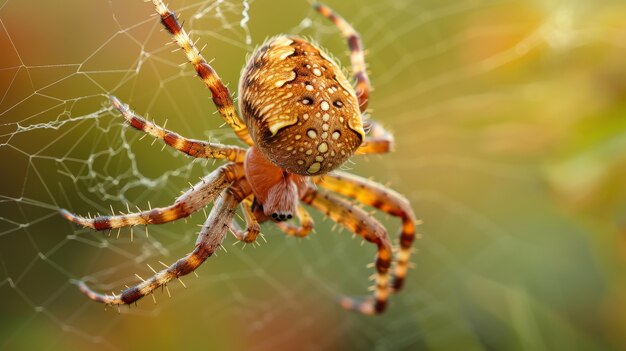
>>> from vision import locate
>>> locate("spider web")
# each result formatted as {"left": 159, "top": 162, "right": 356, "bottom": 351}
{"left": 1, "top": 0, "right": 625, "bottom": 350}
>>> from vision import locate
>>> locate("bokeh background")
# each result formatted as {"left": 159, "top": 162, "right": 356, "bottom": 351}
{"left": 1, "top": 0, "right": 625, "bottom": 350}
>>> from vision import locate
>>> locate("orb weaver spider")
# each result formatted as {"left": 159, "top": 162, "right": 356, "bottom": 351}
{"left": 60, "top": 0, "right": 418, "bottom": 315}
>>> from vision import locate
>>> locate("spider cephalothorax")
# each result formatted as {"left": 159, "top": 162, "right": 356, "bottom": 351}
{"left": 60, "top": 0, "right": 418, "bottom": 315}
{"left": 244, "top": 146, "right": 307, "bottom": 221}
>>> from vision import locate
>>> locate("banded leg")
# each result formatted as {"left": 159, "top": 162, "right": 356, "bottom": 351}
{"left": 301, "top": 188, "right": 393, "bottom": 315}
{"left": 152, "top": 0, "right": 253, "bottom": 145}
{"left": 78, "top": 185, "right": 245, "bottom": 305}
{"left": 315, "top": 172, "right": 417, "bottom": 291}
{"left": 111, "top": 96, "right": 246, "bottom": 162}
{"left": 275, "top": 204, "right": 314, "bottom": 237}
{"left": 356, "top": 120, "right": 395, "bottom": 155}
{"left": 61, "top": 163, "right": 244, "bottom": 231}
{"left": 314, "top": 2, "right": 370, "bottom": 111}
{"left": 230, "top": 196, "right": 261, "bottom": 243}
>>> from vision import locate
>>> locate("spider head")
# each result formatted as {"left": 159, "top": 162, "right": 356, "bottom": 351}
{"left": 244, "top": 147, "right": 309, "bottom": 223}
{"left": 239, "top": 35, "right": 365, "bottom": 176}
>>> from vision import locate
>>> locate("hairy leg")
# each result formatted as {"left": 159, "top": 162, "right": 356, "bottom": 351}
{"left": 60, "top": 163, "right": 244, "bottom": 231}
{"left": 315, "top": 171, "right": 417, "bottom": 291}
{"left": 313, "top": 3, "right": 395, "bottom": 156}
{"left": 151, "top": 0, "right": 253, "bottom": 145}
{"left": 111, "top": 96, "right": 245, "bottom": 162}
{"left": 78, "top": 185, "right": 246, "bottom": 305}
{"left": 356, "top": 120, "right": 395, "bottom": 155}
{"left": 274, "top": 204, "right": 314, "bottom": 238}
{"left": 230, "top": 195, "right": 261, "bottom": 243}
{"left": 302, "top": 187, "right": 393, "bottom": 314}
{"left": 314, "top": 2, "right": 370, "bottom": 111}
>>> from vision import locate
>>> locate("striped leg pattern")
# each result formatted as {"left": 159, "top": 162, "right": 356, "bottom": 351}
{"left": 301, "top": 188, "right": 393, "bottom": 314}
{"left": 357, "top": 120, "right": 395, "bottom": 155}
{"left": 275, "top": 204, "right": 315, "bottom": 238}
{"left": 314, "top": 2, "right": 370, "bottom": 111}
{"left": 314, "top": 3, "right": 394, "bottom": 156}
{"left": 152, "top": 0, "right": 254, "bottom": 145}
{"left": 78, "top": 185, "right": 245, "bottom": 305}
{"left": 61, "top": 163, "right": 244, "bottom": 232}
{"left": 316, "top": 171, "right": 418, "bottom": 291}
{"left": 230, "top": 196, "right": 261, "bottom": 243}
{"left": 111, "top": 96, "right": 246, "bottom": 162}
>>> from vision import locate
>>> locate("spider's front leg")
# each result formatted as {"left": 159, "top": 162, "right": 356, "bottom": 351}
{"left": 315, "top": 172, "right": 418, "bottom": 292}
{"left": 60, "top": 163, "right": 244, "bottom": 232}
{"left": 302, "top": 188, "right": 393, "bottom": 315}
{"left": 110, "top": 96, "right": 246, "bottom": 162}
{"left": 79, "top": 181, "right": 250, "bottom": 305}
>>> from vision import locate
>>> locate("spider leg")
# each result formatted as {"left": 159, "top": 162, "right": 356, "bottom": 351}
{"left": 60, "top": 163, "right": 244, "bottom": 231}
{"left": 313, "top": 3, "right": 370, "bottom": 112}
{"left": 356, "top": 120, "right": 395, "bottom": 155}
{"left": 302, "top": 188, "right": 393, "bottom": 315}
{"left": 274, "top": 204, "right": 314, "bottom": 238}
{"left": 313, "top": 4, "right": 393, "bottom": 156}
{"left": 315, "top": 171, "right": 417, "bottom": 292}
{"left": 152, "top": 0, "right": 253, "bottom": 146}
{"left": 230, "top": 194, "right": 261, "bottom": 243}
{"left": 111, "top": 96, "right": 245, "bottom": 162}
{"left": 78, "top": 184, "right": 247, "bottom": 305}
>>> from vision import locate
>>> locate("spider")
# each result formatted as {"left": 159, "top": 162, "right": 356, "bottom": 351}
{"left": 60, "top": 0, "right": 417, "bottom": 315}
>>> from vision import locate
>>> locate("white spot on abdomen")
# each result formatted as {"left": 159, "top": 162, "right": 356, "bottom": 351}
{"left": 318, "top": 142, "right": 328, "bottom": 153}
{"left": 307, "top": 162, "right": 321, "bottom": 173}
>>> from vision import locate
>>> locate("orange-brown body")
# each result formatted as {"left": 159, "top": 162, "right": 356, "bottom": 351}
{"left": 239, "top": 36, "right": 365, "bottom": 176}
{"left": 244, "top": 147, "right": 307, "bottom": 220}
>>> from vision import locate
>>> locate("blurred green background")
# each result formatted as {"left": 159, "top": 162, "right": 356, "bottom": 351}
{"left": 1, "top": 0, "right": 625, "bottom": 350}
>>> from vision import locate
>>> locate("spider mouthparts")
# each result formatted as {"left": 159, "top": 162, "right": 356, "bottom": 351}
{"left": 271, "top": 212, "right": 293, "bottom": 222}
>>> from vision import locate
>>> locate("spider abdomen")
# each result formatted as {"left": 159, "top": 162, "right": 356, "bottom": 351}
{"left": 239, "top": 36, "right": 365, "bottom": 175}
